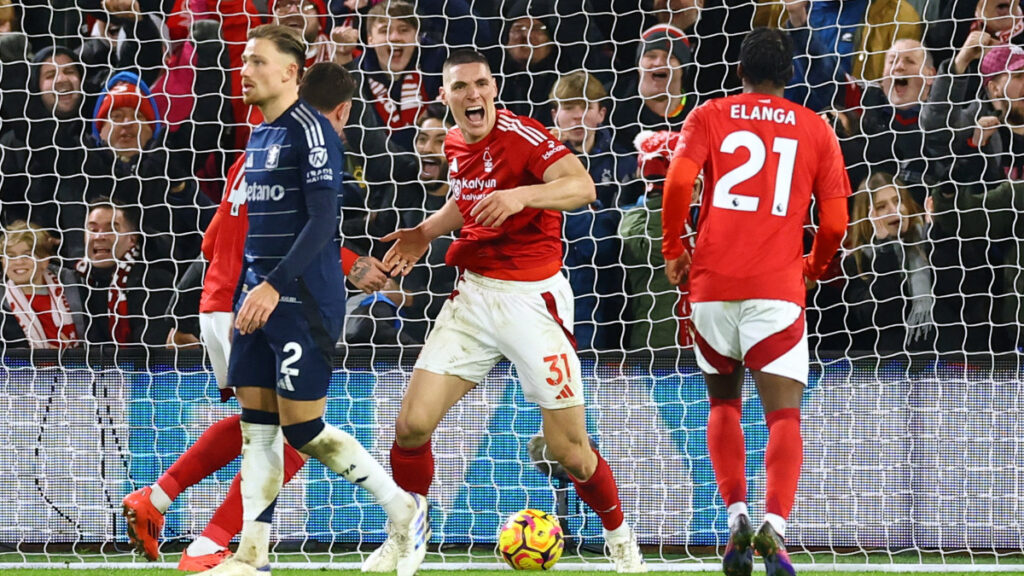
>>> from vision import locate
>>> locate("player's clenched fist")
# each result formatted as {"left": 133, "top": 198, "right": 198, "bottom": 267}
{"left": 470, "top": 188, "right": 526, "bottom": 227}
{"left": 382, "top": 226, "right": 431, "bottom": 277}
{"left": 235, "top": 281, "right": 280, "bottom": 335}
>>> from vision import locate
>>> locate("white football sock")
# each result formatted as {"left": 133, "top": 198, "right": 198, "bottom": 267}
{"left": 186, "top": 535, "right": 226, "bottom": 557}
{"left": 763, "top": 513, "right": 787, "bottom": 538}
{"left": 727, "top": 501, "right": 749, "bottom": 531}
{"left": 301, "top": 423, "right": 412, "bottom": 524}
{"left": 234, "top": 421, "right": 283, "bottom": 566}
{"left": 148, "top": 484, "right": 172, "bottom": 514}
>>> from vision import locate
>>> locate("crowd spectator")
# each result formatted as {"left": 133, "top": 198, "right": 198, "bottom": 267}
{"left": 548, "top": 71, "right": 630, "bottom": 349}
{"left": 620, "top": 130, "right": 685, "bottom": 350}
{"left": 497, "top": 0, "right": 599, "bottom": 123}
{"left": 84, "top": 73, "right": 214, "bottom": 267}
{"left": 78, "top": 0, "right": 167, "bottom": 93}
{"left": 842, "top": 173, "right": 935, "bottom": 352}
{"left": 834, "top": 38, "right": 936, "bottom": 202}
{"left": 922, "top": 43, "right": 1024, "bottom": 184}
{"left": 1, "top": 46, "right": 90, "bottom": 259}
{"left": 781, "top": 0, "right": 923, "bottom": 112}
{"left": 73, "top": 200, "right": 175, "bottom": 347}
{"left": 610, "top": 23, "right": 691, "bottom": 150}
{"left": 1, "top": 221, "right": 86, "bottom": 349}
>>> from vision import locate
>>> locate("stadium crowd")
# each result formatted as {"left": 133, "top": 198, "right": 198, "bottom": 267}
{"left": 0, "top": 0, "right": 1021, "bottom": 356}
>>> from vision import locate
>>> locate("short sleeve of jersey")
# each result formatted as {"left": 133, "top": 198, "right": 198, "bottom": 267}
{"left": 520, "top": 116, "right": 572, "bottom": 181}
{"left": 675, "top": 102, "right": 710, "bottom": 166}
{"left": 291, "top": 105, "right": 343, "bottom": 189}
{"left": 812, "top": 118, "right": 852, "bottom": 201}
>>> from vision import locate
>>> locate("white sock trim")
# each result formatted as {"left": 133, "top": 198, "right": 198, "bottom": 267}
{"left": 604, "top": 523, "right": 632, "bottom": 543}
{"left": 727, "top": 501, "right": 749, "bottom": 531}
{"left": 149, "top": 484, "right": 172, "bottom": 515}
{"left": 763, "top": 513, "right": 787, "bottom": 538}
{"left": 185, "top": 535, "right": 226, "bottom": 557}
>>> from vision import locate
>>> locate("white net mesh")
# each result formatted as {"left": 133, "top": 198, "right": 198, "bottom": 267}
{"left": 1, "top": 0, "right": 1023, "bottom": 571}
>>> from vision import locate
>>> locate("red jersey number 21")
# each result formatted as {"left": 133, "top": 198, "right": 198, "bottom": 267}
{"left": 712, "top": 130, "right": 798, "bottom": 217}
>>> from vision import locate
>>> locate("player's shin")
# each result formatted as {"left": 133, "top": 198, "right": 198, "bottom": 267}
{"left": 764, "top": 407, "right": 802, "bottom": 536}
{"left": 570, "top": 449, "right": 624, "bottom": 531}
{"left": 285, "top": 418, "right": 412, "bottom": 524}
{"left": 708, "top": 397, "right": 748, "bottom": 519}
{"left": 390, "top": 440, "right": 434, "bottom": 495}
{"left": 236, "top": 409, "right": 285, "bottom": 567}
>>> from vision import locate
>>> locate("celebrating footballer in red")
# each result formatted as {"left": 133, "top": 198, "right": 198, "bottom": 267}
{"left": 662, "top": 28, "right": 849, "bottom": 576}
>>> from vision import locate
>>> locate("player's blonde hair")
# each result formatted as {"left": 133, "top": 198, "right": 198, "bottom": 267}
{"left": 248, "top": 24, "right": 306, "bottom": 76}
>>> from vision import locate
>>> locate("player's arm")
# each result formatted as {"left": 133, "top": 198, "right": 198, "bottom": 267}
{"left": 662, "top": 106, "right": 709, "bottom": 286}
{"left": 470, "top": 154, "right": 595, "bottom": 227}
{"left": 382, "top": 198, "right": 463, "bottom": 277}
{"left": 804, "top": 127, "right": 852, "bottom": 283}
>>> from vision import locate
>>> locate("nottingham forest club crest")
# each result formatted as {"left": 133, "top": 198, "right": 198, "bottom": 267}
{"left": 483, "top": 148, "right": 494, "bottom": 173}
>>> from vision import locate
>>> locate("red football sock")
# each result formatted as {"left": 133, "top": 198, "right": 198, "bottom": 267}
{"left": 390, "top": 441, "right": 433, "bottom": 495}
{"left": 202, "top": 443, "right": 307, "bottom": 547}
{"left": 157, "top": 414, "right": 243, "bottom": 500}
{"left": 571, "top": 450, "right": 624, "bottom": 531}
{"left": 764, "top": 408, "right": 802, "bottom": 520}
{"left": 708, "top": 397, "right": 746, "bottom": 507}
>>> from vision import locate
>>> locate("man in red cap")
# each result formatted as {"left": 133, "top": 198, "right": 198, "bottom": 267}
{"left": 95, "top": 80, "right": 159, "bottom": 161}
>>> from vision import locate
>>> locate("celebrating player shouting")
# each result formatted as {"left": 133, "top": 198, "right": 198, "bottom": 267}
{"left": 193, "top": 25, "right": 427, "bottom": 576}
{"left": 661, "top": 28, "right": 850, "bottom": 576}
{"left": 376, "top": 50, "right": 646, "bottom": 573}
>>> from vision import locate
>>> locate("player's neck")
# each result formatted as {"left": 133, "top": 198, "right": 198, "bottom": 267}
{"left": 259, "top": 93, "right": 300, "bottom": 124}
{"left": 741, "top": 82, "right": 785, "bottom": 98}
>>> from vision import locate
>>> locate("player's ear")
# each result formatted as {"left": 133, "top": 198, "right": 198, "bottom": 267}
{"left": 736, "top": 63, "right": 745, "bottom": 83}
{"left": 336, "top": 101, "right": 352, "bottom": 127}
{"left": 439, "top": 86, "right": 449, "bottom": 105}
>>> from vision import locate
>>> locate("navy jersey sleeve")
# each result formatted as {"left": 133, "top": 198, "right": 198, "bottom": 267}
{"left": 264, "top": 106, "right": 344, "bottom": 291}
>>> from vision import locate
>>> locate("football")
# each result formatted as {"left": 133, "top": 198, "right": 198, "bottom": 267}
{"left": 497, "top": 509, "right": 565, "bottom": 570}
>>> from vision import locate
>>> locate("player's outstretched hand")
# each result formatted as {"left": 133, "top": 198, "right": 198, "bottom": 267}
{"left": 348, "top": 256, "right": 389, "bottom": 293}
{"left": 235, "top": 281, "right": 280, "bottom": 335}
{"left": 665, "top": 252, "right": 691, "bottom": 286}
{"left": 470, "top": 189, "right": 525, "bottom": 227}
{"left": 382, "top": 227, "right": 431, "bottom": 277}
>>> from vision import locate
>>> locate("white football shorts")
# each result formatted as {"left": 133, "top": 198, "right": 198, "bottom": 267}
{"left": 414, "top": 271, "right": 583, "bottom": 410}
{"left": 690, "top": 299, "right": 808, "bottom": 385}
{"left": 199, "top": 311, "right": 234, "bottom": 389}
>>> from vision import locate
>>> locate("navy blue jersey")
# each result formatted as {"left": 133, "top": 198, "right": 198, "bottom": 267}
{"left": 241, "top": 99, "right": 346, "bottom": 319}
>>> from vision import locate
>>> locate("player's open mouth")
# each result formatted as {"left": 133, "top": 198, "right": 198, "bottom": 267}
{"left": 465, "top": 106, "right": 485, "bottom": 123}
{"left": 893, "top": 78, "right": 909, "bottom": 88}
{"left": 652, "top": 71, "right": 669, "bottom": 80}
{"left": 93, "top": 248, "right": 111, "bottom": 258}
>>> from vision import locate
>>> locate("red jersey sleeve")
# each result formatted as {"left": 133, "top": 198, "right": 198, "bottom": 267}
{"left": 674, "top": 103, "right": 711, "bottom": 168}
{"left": 521, "top": 116, "right": 572, "bottom": 181}
{"left": 813, "top": 120, "right": 852, "bottom": 201}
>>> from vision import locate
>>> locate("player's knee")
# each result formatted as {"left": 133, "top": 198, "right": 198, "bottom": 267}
{"left": 281, "top": 417, "right": 326, "bottom": 452}
{"left": 394, "top": 413, "right": 433, "bottom": 448}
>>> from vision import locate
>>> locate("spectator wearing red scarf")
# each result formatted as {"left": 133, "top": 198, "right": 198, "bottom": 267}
{"left": 1, "top": 221, "right": 86, "bottom": 349}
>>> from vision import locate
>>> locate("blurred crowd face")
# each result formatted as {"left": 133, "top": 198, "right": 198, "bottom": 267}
{"left": 100, "top": 107, "right": 153, "bottom": 157}
{"left": 441, "top": 62, "right": 498, "bottom": 144}
{"left": 638, "top": 48, "right": 684, "bottom": 101}
{"left": 869, "top": 185, "right": 910, "bottom": 239}
{"left": 241, "top": 37, "right": 298, "bottom": 108}
{"left": 368, "top": 17, "right": 418, "bottom": 74}
{"left": 85, "top": 206, "right": 137, "bottom": 269}
{"left": 976, "top": 0, "right": 1022, "bottom": 35}
{"left": 881, "top": 39, "right": 934, "bottom": 109}
{"left": 988, "top": 68, "right": 1024, "bottom": 124}
{"left": 506, "top": 17, "right": 553, "bottom": 66}
{"left": 39, "top": 53, "right": 83, "bottom": 119}
{"left": 415, "top": 117, "right": 449, "bottom": 185}
{"left": 2, "top": 240, "right": 46, "bottom": 288}
{"left": 274, "top": 0, "right": 321, "bottom": 42}
{"left": 552, "top": 101, "right": 606, "bottom": 150}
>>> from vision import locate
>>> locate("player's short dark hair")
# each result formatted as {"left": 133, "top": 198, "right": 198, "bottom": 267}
{"left": 739, "top": 27, "right": 794, "bottom": 88}
{"left": 248, "top": 24, "right": 306, "bottom": 76}
{"left": 443, "top": 49, "right": 491, "bottom": 74}
{"left": 300, "top": 62, "right": 356, "bottom": 112}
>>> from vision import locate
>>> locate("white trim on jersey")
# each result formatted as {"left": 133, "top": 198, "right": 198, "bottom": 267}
{"left": 497, "top": 116, "right": 546, "bottom": 146}
{"left": 291, "top": 106, "right": 325, "bottom": 148}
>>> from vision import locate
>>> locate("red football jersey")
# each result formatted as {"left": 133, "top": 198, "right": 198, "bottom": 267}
{"left": 200, "top": 155, "right": 359, "bottom": 313}
{"left": 674, "top": 92, "right": 851, "bottom": 306}
{"left": 444, "top": 109, "right": 573, "bottom": 281}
